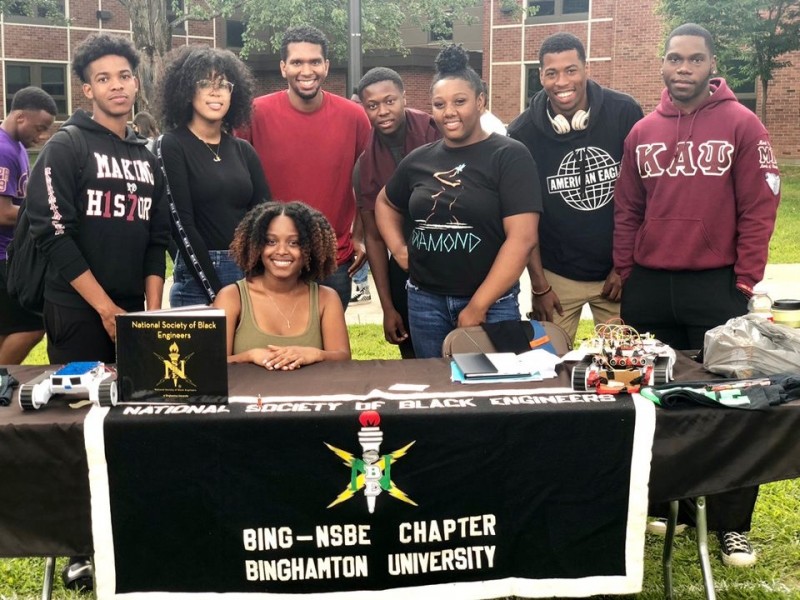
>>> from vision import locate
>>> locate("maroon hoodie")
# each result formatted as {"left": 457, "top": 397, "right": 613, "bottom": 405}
{"left": 358, "top": 108, "right": 440, "bottom": 211}
{"left": 614, "top": 78, "right": 781, "bottom": 292}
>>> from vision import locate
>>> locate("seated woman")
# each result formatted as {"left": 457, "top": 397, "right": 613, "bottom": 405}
{"left": 214, "top": 202, "right": 351, "bottom": 369}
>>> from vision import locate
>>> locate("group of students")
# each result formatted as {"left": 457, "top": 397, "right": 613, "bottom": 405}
{"left": 0, "top": 17, "right": 782, "bottom": 589}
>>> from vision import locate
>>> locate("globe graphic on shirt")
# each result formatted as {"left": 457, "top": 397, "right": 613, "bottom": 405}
{"left": 546, "top": 146, "right": 620, "bottom": 211}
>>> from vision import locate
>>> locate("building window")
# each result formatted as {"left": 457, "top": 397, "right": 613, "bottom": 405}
{"left": 226, "top": 20, "right": 245, "bottom": 48}
{"left": 527, "top": 0, "right": 588, "bottom": 22}
{"left": 168, "top": 0, "right": 186, "bottom": 33}
{"left": 526, "top": 65, "right": 542, "bottom": 105}
{"left": 3, "top": 0, "right": 65, "bottom": 22}
{"left": 731, "top": 80, "right": 757, "bottom": 113}
{"left": 5, "top": 63, "right": 68, "bottom": 118}
{"left": 725, "top": 61, "right": 757, "bottom": 114}
{"left": 429, "top": 12, "right": 454, "bottom": 42}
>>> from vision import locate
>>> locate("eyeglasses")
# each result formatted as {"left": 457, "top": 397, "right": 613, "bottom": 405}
{"left": 196, "top": 79, "right": 235, "bottom": 93}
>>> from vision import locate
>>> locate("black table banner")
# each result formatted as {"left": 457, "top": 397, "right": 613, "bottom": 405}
{"left": 85, "top": 388, "right": 655, "bottom": 599}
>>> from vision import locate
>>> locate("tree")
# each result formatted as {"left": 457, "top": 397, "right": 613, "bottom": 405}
{"left": 659, "top": 0, "right": 800, "bottom": 124}
{"left": 118, "top": 0, "right": 173, "bottom": 113}
{"left": 150, "top": 0, "right": 477, "bottom": 111}
{"left": 0, "top": 0, "right": 170, "bottom": 112}
{"left": 187, "top": 0, "right": 477, "bottom": 61}
{"left": 1, "top": 0, "right": 476, "bottom": 113}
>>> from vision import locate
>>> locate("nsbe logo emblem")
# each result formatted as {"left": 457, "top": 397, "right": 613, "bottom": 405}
{"left": 325, "top": 411, "right": 416, "bottom": 513}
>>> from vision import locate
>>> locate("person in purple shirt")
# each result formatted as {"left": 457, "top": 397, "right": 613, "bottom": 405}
{"left": 0, "top": 86, "right": 56, "bottom": 364}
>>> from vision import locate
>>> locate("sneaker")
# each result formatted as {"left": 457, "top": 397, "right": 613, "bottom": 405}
{"left": 62, "top": 557, "right": 94, "bottom": 592}
{"left": 719, "top": 531, "right": 756, "bottom": 567}
{"left": 646, "top": 518, "right": 688, "bottom": 536}
{"left": 350, "top": 285, "right": 372, "bottom": 304}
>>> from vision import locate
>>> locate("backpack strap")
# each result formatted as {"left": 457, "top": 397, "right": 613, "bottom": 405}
{"left": 155, "top": 135, "right": 217, "bottom": 303}
{"left": 61, "top": 124, "right": 89, "bottom": 176}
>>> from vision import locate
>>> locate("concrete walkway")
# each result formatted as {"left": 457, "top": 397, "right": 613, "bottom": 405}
{"left": 343, "top": 263, "right": 800, "bottom": 326}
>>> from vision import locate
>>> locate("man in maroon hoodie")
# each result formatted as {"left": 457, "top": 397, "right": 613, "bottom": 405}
{"left": 356, "top": 67, "right": 440, "bottom": 357}
{"left": 614, "top": 23, "right": 781, "bottom": 567}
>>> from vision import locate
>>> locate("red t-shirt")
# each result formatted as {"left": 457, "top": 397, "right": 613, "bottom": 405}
{"left": 241, "top": 91, "right": 371, "bottom": 265}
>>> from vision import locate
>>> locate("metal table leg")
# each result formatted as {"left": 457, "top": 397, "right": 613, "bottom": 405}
{"left": 662, "top": 500, "right": 679, "bottom": 599}
{"left": 695, "top": 496, "right": 717, "bottom": 600}
{"left": 42, "top": 557, "right": 56, "bottom": 600}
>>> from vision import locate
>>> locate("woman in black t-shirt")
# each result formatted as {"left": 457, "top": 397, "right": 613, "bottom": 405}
{"left": 375, "top": 45, "right": 543, "bottom": 358}
{"left": 158, "top": 45, "right": 270, "bottom": 307}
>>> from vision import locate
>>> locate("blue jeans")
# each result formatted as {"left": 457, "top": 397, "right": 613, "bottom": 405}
{"left": 352, "top": 261, "right": 369, "bottom": 286}
{"left": 170, "top": 250, "right": 243, "bottom": 307}
{"left": 407, "top": 280, "right": 521, "bottom": 358}
{"left": 319, "top": 258, "right": 353, "bottom": 310}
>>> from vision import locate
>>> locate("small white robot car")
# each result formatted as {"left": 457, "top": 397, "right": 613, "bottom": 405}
{"left": 18, "top": 362, "right": 118, "bottom": 410}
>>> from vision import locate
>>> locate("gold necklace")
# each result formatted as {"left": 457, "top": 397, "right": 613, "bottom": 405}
{"left": 265, "top": 292, "right": 301, "bottom": 329}
{"left": 189, "top": 127, "right": 223, "bottom": 162}
{"left": 203, "top": 140, "right": 221, "bottom": 162}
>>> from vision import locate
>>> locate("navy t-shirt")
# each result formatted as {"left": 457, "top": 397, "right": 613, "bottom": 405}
{"left": 385, "top": 134, "right": 542, "bottom": 296}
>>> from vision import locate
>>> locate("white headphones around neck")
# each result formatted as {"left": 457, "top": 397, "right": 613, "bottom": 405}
{"left": 547, "top": 106, "right": 591, "bottom": 134}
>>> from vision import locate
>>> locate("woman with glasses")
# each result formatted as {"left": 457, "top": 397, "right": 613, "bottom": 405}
{"left": 158, "top": 45, "right": 270, "bottom": 307}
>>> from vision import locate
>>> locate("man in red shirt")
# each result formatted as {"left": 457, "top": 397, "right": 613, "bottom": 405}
{"left": 240, "top": 26, "right": 371, "bottom": 308}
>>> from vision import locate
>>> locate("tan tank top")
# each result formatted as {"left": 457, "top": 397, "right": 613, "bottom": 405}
{"left": 232, "top": 279, "right": 323, "bottom": 354}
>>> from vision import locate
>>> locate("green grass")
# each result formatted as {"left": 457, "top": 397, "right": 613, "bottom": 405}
{"left": 2, "top": 477, "right": 798, "bottom": 598}
{"left": 349, "top": 324, "right": 402, "bottom": 360}
{"left": 769, "top": 165, "right": 800, "bottom": 263}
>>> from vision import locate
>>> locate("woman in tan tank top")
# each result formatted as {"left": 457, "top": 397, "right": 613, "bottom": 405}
{"left": 213, "top": 202, "right": 350, "bottom": 370}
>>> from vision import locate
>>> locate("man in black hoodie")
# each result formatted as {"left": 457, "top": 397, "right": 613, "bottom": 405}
{"left": 27, "top": 34, "right": 169, "bottom": 369}
{"left": 26, "top": 36, "right": 169, "bottom": 589}
{"left": 508, "top": 33, "right": 643, "bottom": 341}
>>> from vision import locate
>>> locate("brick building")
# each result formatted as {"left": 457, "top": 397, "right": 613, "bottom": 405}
{"left": 1, "top": 3, "right": 226, "bottom": 121}
{"left": 0, "top": 0, "right": 482, "bottom": 125}
{"left": 483, "top": 0, "right": 799, "bottom": 160}
{"left": 241, "top": 3, "right": 484, "bottom": 113}
{"left": 4, "top": 1, "right": 796, "bottom": 160}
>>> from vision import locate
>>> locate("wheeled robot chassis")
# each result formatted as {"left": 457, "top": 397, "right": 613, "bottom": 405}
{"left": 571, "top": 355, "right": 672, "bottom": 393}
{"left": 19, "top": 361, "right": 118, "bottom": 410}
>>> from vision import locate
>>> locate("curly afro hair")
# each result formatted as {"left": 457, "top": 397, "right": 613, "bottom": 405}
{"left": 230, "top": 202, "right": 337, "bottom": 283}
{"left": 157, "top": 45, "right": 256, "bottom": 132}
{"left": 432, "top": 44, "right": 483, "bottom": 96}
{"left": 72, "top": 34, "right": 140, "bottom": 83}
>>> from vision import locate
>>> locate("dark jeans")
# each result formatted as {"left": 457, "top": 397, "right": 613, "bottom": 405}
{"left": 170, "top": 250, "right": 243, "bottom": 307}
{"left": 407, "top": 281, "right": 521, "bottom": 359}
{"left": 388, "top": 257, "right": 415, "bottom": 359}
{"left": 622, "top": 264, "right": 757, "bottom": 532}
{"left": 319, "top": 258, "right": 353, "bottom": 311}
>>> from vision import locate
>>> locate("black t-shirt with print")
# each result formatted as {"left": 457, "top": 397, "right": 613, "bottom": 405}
{"left": 385, "top": 134, "right": 541, "bottom": 296}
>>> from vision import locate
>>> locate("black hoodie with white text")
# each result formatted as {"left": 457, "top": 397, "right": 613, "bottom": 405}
{"left": 26, "top": 110, "right": 169, "bottom": 309}
{"left": 508, "top": 80, "right": 643, "bottom": 281}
